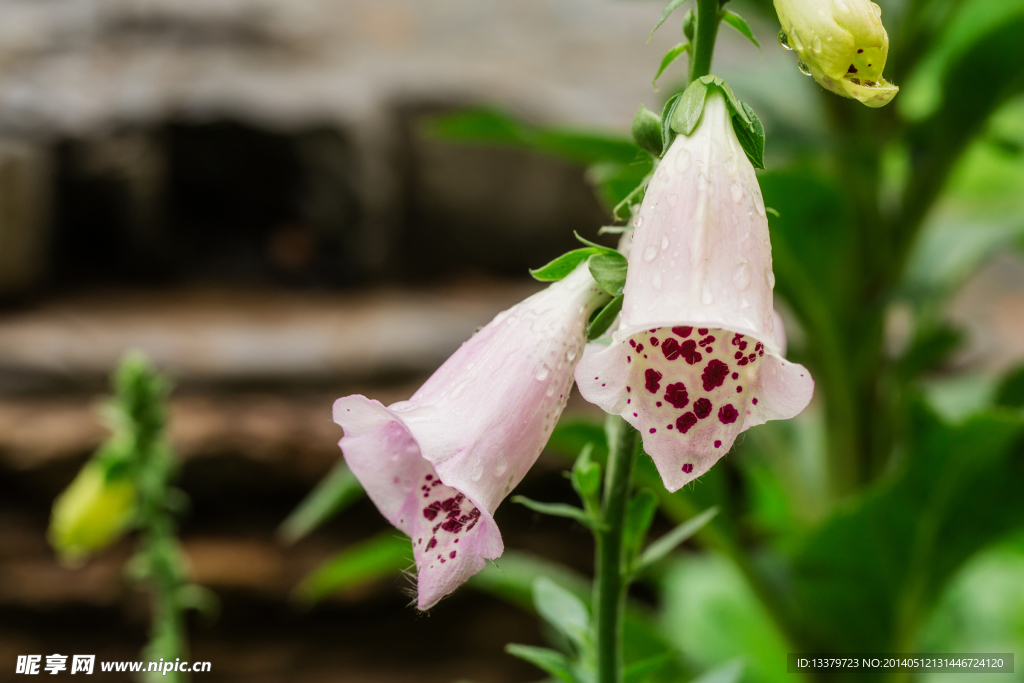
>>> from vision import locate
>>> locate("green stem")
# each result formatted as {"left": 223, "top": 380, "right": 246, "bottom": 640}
{"left": 688, "top": 0, "right": 722, "bottom": 82}
{"left": 594, "top": 416, "right": 640, "bottom": 683}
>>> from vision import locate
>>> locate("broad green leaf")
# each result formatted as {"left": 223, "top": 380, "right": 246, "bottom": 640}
{"left": 636, "top": 507, "right": 719, "bottom": 573}
{"left": 721, "top": 11, "right": 760, "bottom": 51}
{"left": 506, "top": 645, "right": 578, "bottom": 683}
{"left": 653, "top": 42, "right": 690, "bottom": 89}
{"left": 278, "top": 461, "right": 365, "bottom": 544}
{"left": 648, "top": 0, "right": 691, "bottom": 42}
{"left": 530, "top": 248, "right": 599, "bottom": 282}
{"left": 588, "top": 251, "right": 628, "bottom": 296}
{"left": 624, "top": 489, "right": 659, "bottom": 569}
{"left": 533, "top": 576, "right": 592, "bottom": 652}
{"left": 293, "top": 532, "right": 412, "bottom": 605}
{"left": 512, "top": 496, "right": 599, "bottom": 529}
{"left": 732, "top": 101, "right": 765, "bottom": 170}
{"left": 633, "top": 104, "right": 664, "bottom": 155}
{"left": 791, "top": 402, "right": 1024, "bottom": 652}
{"left": 588, "top": 293, "right": 624, "bottom": 340}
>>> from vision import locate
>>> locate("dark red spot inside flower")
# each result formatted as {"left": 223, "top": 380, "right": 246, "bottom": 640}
{"left": 673, "top": 326, "right": 693, "bottom": 338}
{"left": 752, "top": 398, "right": 758, "bottom": 405}
{"left": 736, "top": 385, "right": 743, "bottom": 393}
{"left": 732, "top": 334, "right": 743, "bottom": 346}
{"left": 663, "top": 382, "right": 689, "bottom": 409}
{"left": 694, "top": 398, "right": 712, "bottom": 419}
{"left": 857, "top": 48, "right": 863, "bottom": 53}
{"left": 656, "top": 401, "right": 662, "bottom": 406}
{"left": 706, "top": 347, "right": 713, "bottom": 353}
{"left": 732, "top": 372, "right": 738, "bottom": 379}
{"left": 676, "top": 412, "right": 698, "bottom": 433}
{"left": 714, "top": 440, "right": 722, "bottom": 448}
{"left": 699, "top": 335, "right": 715, "bottom": 347}
{"left": 426, "top": 537, "right": 437, "bottom": 550}
{"left": 627, "top": 356, "right": 632, "bottom": 363}
{"left": 442, "top": 518, "right": 463, "bottom": 533}
{"left": 739, "top": 341, "right": 748, "bottom": 351}
{"left": 735, "top": 352, "right": 743, "bottom": 360}
{"left": 629, "top": 339, "right": 636, "bottom": 347}
{"left": 662, "top": 337, "right": 682, "bottom": 360}
{"left": 682, "top": 463, "right": 694, "bottom": 473}
{"left": 425, "top": 475, "right": 432, "bottom": 481}
{"left": 681, "top": 339, "right": 703, "bottom": 364}
{"left": 450, "top": 551, "right": 457, "bottom": 559}
{"left": 702, "top": 360, "right": 730, "bottom": 391}
{"left": 738, "top": 358, "right": 749, "bottom": 366}
{"left": 423, "top": 501, "right": 441, "bottom": 520}
{"left": 718, "top": 404, "right": 739, "bottom": 424}
{"left": 645, "top": 368, "right": 662, "bottom": 393}
{"left": 667, "top": 424, "right": 673, "bottom": 429}
{"left": 848, "top": 64, "right": 858, "bottom": 73}
{"left": 649, "top": 428, "right": 657, "bottom": 433}
{"left": 626, "top": 386, "right": 631, "bottom": 392}
{"left": 650, "top": 337, "right": 660, "bottom": 346}
{"left": 636, "top": 344, "right": 644, "bottom": 352}
{"left": 698, "top": 328, "right": 708, "bottom": 335}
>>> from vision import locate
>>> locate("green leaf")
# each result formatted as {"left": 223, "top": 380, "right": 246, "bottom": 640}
{"left": 278, "top": 461, "right": 365, "bottom": 544}
{"left": 533, "top": 576, "right": 592, "bottom": 652}
{"left": 571, "top": 443, "right": 602, "bottom": 510}
{"left": 512, "top": 496, "right": 599, "bottom": 529}
{"left": 624, "top": 489, "right": 659, "bottom": 569}
{"left": 690, "top": 659, "right": 746, "bottom": 683}
{"left": 791, "top": 402, "right": 1024, "bottom": 652}
{"left": 653, "top": 42, "right": 690, "bottom": 89}
{"left": 530, "top": 248, "right": 599, "bottom": 282}
{"left": 505, "top": 644, "right": 578, "bottom": 683}
{"left": 732, "top": 101, "right": 765, "bottom": 170}
{"left": 624, "top": 653, "right": 674, "bottom": 683}
{"left": 636, "top": 507, "right": 719, "bottom": 573}
{"left": 293, "top": 532, "right": 412, "bottom": 605}
{"left": 648, "top": 0, "right": 691, "bottom": 42}
{"left": 721, "top": 11, "right": 760, "bottom": 51}
{"left": 573, "top": 231, "right": 617, "bottom": 253}
{"left": 995, "top": 364, "right": 1024, "bottom": 408}
{"left": 612, "top": 180, "right": 649, "bottom": 221}
{"left": 671, "top": 78, "right": 708, "bottom": 135}
{"left": 632, "top": 105, "right": 664, "bottom": 155}
{"left": 661, "top": 93, "right": 683, "bottom": 154}
{"left": 588, "top": 293, "right": 624, "bottom": 340}
{"left": 588, "top": 251, "right": 628, "bottom": 296}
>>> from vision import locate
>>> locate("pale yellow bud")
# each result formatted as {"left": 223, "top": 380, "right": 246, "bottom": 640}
{"left": 49, "top": 462, "right": 136, "bottom": 563}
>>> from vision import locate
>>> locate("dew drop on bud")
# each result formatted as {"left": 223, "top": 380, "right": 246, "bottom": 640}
{"left": 871, "top": 1, "right": 882, "bottom": 17}
{"left": 765, "top": 267, "right": 776, "bottom": 289}
{"left": 660, "top": 235, "right": 669, "bottom": 250}
{"left": 797, "top": 60, "right": 812, "bottom": 76}
{"left": 643, "top": 245, "right": 658, "bottom": 262}
{"left": 733, "top": 261, "right": 751, "bottom": 290}
{"left": 778, "top": 30, "right": 792, "bottom": 50}
{"left": 729, "top": 181, "right": 744, "bottom": 204}
{"left": 812, "top": 36, "right": 822, "bottom": 53}
{"left": 674, "top": 148, "right": 692, "bottom": 173}
{"left": 545, "top": 384, "right": 556, "bottom": 397}
{"left": 635, "top": 215, "right": 644, "bottom": 228}
{"left": 535, "top": 363, "right": 551, "bottom": 381}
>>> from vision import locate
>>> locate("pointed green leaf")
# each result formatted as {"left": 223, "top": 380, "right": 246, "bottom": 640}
{"left": 571, "top": 443, "right": 602, "bottom": 510}
{"left": 632, "top": 105, "right": 664, "bottom": 155}
{"left": 588, "top": 251, "right": 628, "bottom": 297}
{"left": 624, "top": 653, "right": 674, "bottom": 683}
{"left": 588, "top": 293, "right": 624, "bottom": 340}
{"left": 732, "top": 101, "right": 765, "bottom": 170}
{"left": 512, "top": 496, "right": 599, "bottom": 529}
{"left": 293, "top": 532, "right": 412, "bottom": 605}
{"left": 530, "top": 248, "right": 600, "bottom": 282}
{"left": 636, "top": 507, "right": 719, "bottom": 572}
{"left": 721, "top": 11, "right": 760, "bottom": 51}
{"left": 671, "top": 78, "right": 708, "bottom": 135}
{"left": 648, "top": 0, "right": 691, "bottom": 42}
{"left": 653, "top": 42, "right": 690, "bottom": 89}
{"left": 660, "top": 92, "right": 683, "bottom": 153}
{"left": 533, "top": 576, "right": 591, "bottom": 652}
{"left": 278, "top": 461, "right": 365, "bottom": 544}
{"left": 505, "top": 644, "right": 578, "bottom": 683}
{"left": 573, "top": 231, "right": 617, "bottom": 253}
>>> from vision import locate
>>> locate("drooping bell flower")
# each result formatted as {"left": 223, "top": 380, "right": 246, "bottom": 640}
{"left": 334, "top": 263, "right": 609, "bottom": 609}
{"left": 49, "top": 459, "right": 136, "bottom": 563}
{"left": 775, "top": 0, "right": 898, "bottom": 107}
{"left": 575, "top": 91, "right": 814, "bottom": 493}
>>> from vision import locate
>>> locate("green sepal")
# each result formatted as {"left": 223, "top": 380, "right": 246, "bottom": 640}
{"left": 632, "top": 105, "right": 664, "bottom": 156}
{"left": 732, "top": 101, "right": 765, "bottom": 170}
{"left": 532, "top": 577, "right": 592, "bottom": 654}
{"left": 647, "top": 0, "right": 690, "bottom": 42}
{"left": 588, "top": 251, "right": 628, "bottom": 296}
{"left": 511, "top": 496, "right": 603, "bottom": 530}
{"left": 635, "top": 506, "right": 718, "bottom": 573}
{"left": 682, "top": 9, "right": 695, "bottom": 42}
{"left": 660, "top": 92, "right": 683, "bottom": 155}
{"left": 505, "top": 644, "right": 579, "bottom": 683}
{"left": 588, "top": 293, "right": 623, "bottom": 340}
{"left": 653, "top": 42, "right": 690, "bottom": 90}
{"left": 721, "top": 10, "right": 760, "bottom": 51}
{"left": 530, "top": 248, "right": 600, "bottom": 282}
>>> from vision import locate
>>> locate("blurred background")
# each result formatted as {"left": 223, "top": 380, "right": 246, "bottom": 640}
{"left": 1, "top": 0, "right": 1023, "bottom": 681}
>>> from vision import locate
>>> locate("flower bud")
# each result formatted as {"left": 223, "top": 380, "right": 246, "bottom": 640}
{"left": 774, "top": 0, "right": 898, "bottom": 107}
{"left": 49, "top": 461, "right": 136, "bottom": 563}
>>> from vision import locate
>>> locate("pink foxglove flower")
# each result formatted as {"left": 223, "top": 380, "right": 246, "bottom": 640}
{"left": 575, "top": 91, "right": 814, "bottom": 492}
{"left": 334, "top": 264, "right": 608, "bottom": 609}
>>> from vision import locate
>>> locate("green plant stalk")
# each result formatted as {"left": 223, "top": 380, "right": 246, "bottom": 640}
{"left": 593, "top": 415, "right": 640, "bottom": 683}
{"left": 688, "top": 0, "right": 722, "bottom": 82}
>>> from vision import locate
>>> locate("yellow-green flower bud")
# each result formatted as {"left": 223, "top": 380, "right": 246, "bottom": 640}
{"left": 774, "top": 0, "right": 898, "bottom": 107}
{"left": 49, "top": 462, "right": 136, "bottom": 563}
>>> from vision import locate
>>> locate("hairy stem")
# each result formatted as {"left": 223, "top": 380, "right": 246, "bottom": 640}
{"left": 594, "top": 415, "right": 640, "bottom": 683}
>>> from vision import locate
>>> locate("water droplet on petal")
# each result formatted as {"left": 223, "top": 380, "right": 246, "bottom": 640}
{"left": 871, "top": 1, "right": 882, "bottom": 17}
{"left": 778, "top": 30, "right": 792, "bottom": 50}
{"left": 566, "top": 346, "right": 577, "bottom": 362}
{"left": 535, "top": 363, "right": 551, "bottom": 381}
{"left": 643, "top": 245, "right": 658, "bottom": 262}
{"left": 660, "top": 235, "right": 669, "bottom": 250}
{"left": 635, "top": 215, "right": 644, "bottom": 228}
{"left": 701, "top": 279, "right": 714, "bottom": 305}
{"left": 725, "top": 154, "right": 738, "bottom": 176}
{"left": 765, "top": 267, "right": 776, "bottom": 289}
{"left": 740, "top": 298, "right": 750, "bottom": 309}
{"left": 812, "top": 36, "right": 822, "bottom": 52}
{"left": 729, "top": 181, "right": 744, "bottom": 203}
{"left": 656, "top": 164, "right": 668, "bottom": 181}
{"left": 698, "top": 172, "right": 713, "bottom": 194}
{"left": 733, "top": 261, "right": 751, "bottom": 290}
{"left": 652, "top": 271, "right": 663, "bottom": 291}
{"left": 797, "top": 60, "right": 812, "bottom": 76}
{"left": 674, "top": 148, "right": 692, "bottom": 173}
{"left": 545, "top": 384, "right": 556, "bottom": 397}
